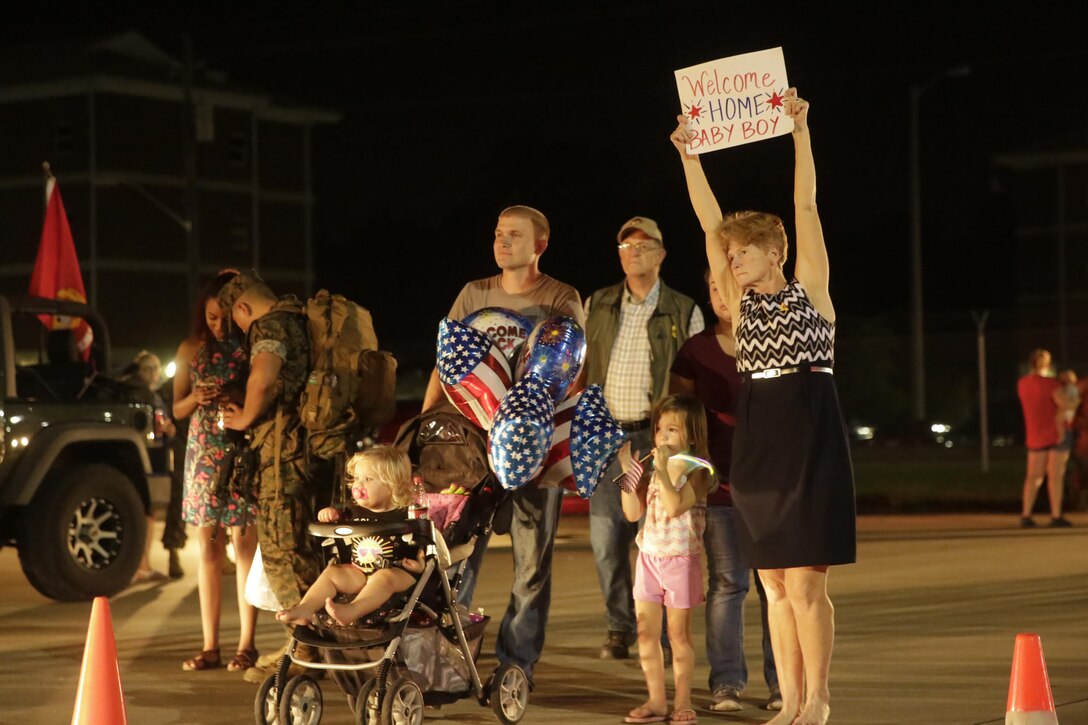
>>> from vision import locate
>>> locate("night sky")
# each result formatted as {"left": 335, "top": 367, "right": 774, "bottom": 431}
{"left": 3, "top": 2, "right": 1086, "bottom": 413}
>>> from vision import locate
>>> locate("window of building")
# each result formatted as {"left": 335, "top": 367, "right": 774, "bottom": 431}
{"left": 54, "top": 122, "right": 74, "bottom": 158}
{"left": 228, "top": 132, "right": 248, "bottom": 168}
{"left": 230, "top": 214, "right": 250, "bottom": 254}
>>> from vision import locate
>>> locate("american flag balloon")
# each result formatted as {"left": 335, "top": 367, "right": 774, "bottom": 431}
{"left": 437, "top": 317, "right": 512, "bottom": 430}
{"left": 514, "top": 316, "right": 586, "bottom": 404}
{"left": 488, "top": 373, "right": 556, "bottom": 490}
{"left": 537, "top": 390, "right": 580, "bottom": 491}
{"left": 570, "top": 385, "right": 626, "bottom": 498}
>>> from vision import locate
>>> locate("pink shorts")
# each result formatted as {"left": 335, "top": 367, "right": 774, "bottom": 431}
{"left": 633, "top": 551, "right": 705, "bottom": 609}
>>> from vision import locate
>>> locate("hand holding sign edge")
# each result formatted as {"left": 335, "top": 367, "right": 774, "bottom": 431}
{"left": 784, "top": 87, "right": 809, "bottom": 134}
{"left": 670, "top": 114, "right": 697, "bottom": 160}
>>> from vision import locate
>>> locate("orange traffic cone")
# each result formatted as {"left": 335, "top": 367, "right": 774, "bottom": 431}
{"left": 1005, "top": 633, "right": 1058, "bottom": 725}
{"left": 71, "top": 596, "right": 127, "bottom": 725}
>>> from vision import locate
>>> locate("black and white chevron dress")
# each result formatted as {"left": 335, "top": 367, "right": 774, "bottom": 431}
{"left": 731, "top": 279, "right": 856, "bottom": 568}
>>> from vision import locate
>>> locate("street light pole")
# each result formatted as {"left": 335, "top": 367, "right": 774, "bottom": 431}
{"left": 909, "top": 83, "right": 925, "bottom": 421}
{"left": 908, "top": 65, "right": 970, "bottom": 422}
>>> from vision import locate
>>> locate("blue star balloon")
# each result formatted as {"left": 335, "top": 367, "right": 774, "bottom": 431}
{"left": 514, "top": 316, "right": 586, "bottom": 404}
{"left": 488, "top": 373, "right": 556, "bottom": 490}
{"left": 570, "top": 385, "right": 626, "bottom": 498}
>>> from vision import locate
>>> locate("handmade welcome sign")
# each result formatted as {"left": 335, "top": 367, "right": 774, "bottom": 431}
{"left": 674, "top": 47, "right": 792, "bottom": 153}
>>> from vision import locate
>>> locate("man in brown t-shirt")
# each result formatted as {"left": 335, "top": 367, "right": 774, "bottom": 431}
{"left": 425, "top": 205, "right": 583, "bottom": 683}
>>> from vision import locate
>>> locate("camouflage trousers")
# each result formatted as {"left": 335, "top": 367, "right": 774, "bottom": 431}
{"left": 160, "top": 436, "right": 189, "bottom": 550}
{"left": 160, "top": 465, "right": 188, "bottom": 550}
{"left": 255, "top": 428, "right": 323, "bottom": 609}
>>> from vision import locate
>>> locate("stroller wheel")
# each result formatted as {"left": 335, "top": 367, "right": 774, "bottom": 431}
{"left": 279, "top": 674, "right": 324, "bottom": 725}
{"left": 254, "top": 675, "right": 279, "bottom": 725}
{"left": 488, "top": 664, "right": 529, "bottom": 724}
{"left": 379, "top": 675, "right": 424, "bottom": 725}
{"left": 354, "top": 679, "right": 379, "bottom": 725}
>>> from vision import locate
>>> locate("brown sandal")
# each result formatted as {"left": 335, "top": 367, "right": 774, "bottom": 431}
{"left": 227, "top": 648, "right": 259, "bottom": 672}
{"left": 182, "top": 648, "right": 222, "bottom": 671}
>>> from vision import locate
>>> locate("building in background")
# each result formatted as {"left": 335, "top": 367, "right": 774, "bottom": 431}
{"left": 994, "top": 143, "right": 1088, "bottom": 368}
{"left": 0, "top": 31, "right": 340, "bottom": 365}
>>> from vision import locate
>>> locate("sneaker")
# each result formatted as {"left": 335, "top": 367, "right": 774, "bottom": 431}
{"left": 599, "top": 631, "right": 630, "bottom": 659}
{"left": 1049, "top": 517, "right": 1073, "bottom": 528}
{"left": 1020, "top": 516, "right": 1036, "bottom": 528}
{"left": 709, "top": 686, "right": 743, "bottom": 712}
{"left": 764, "top": 687, "right": 783, "bottom": 711}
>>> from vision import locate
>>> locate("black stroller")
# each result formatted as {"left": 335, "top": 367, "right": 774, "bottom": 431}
{"left": 255, "top": 407, "right": 527, "bottom": 725}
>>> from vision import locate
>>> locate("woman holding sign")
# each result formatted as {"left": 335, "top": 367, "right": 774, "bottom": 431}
{"left": 670, "top": 89, "right": 855, "bottom": 725}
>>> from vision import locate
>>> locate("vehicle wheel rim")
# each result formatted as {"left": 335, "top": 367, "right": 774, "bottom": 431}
{"left": 497, "top": 669, "right": 527, "bottom": 719}
{"left": 390, "top": 683, "right": 423, "bottom": 725}
{"left": 288, "top": 679, "right": 322, "bottom": 725}
{"left": 66, "top": 497, "right": 123, "bottom": 570}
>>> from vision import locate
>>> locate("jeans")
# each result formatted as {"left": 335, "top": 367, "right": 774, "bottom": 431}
{"left": 704, "top": 504, "right": 778, "bottom": 692}
{"left": 458, "top": 485, "right": 562, "bottom": 679}
{"left": 589, "top": 427, "right": 651, "bottom": 637}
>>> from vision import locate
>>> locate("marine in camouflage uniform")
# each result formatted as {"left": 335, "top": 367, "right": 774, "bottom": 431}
{"left": 220, "top": 274, "right": 322, "bottom": 609}
{"left": 248, "top": 296, "right": 323, "bottom": 608}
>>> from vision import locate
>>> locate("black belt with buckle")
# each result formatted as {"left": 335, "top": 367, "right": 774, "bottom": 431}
{"left": 619, "top": 419, "right": 651, "bottom": 433}
{"left": 748, "top": 365, "right": 834, "bottom": 380}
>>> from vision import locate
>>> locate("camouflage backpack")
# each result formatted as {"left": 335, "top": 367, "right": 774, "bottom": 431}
{"left": 299, "top": 290, "right": 397, "bottom": 458}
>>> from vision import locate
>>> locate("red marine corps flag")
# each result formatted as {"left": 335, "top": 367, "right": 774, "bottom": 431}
{"left": 28, "top": 164, "right": 93, "bottom": 361}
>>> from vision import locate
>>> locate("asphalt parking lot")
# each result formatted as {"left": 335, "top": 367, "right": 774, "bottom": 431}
{"left": 0, "top": 512, "right": 1085, "bottom": 725}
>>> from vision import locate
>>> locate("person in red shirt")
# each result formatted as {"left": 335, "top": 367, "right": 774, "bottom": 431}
{"left": 1017, "top": 348, "right": 1073, "bottom": 527}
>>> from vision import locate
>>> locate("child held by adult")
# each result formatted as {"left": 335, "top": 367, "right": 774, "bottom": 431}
{"left": 276, "top": 446, "right": 424, "bottom": 627}
{"left": 617, "top": 395, "right": 711, "bottom": 725}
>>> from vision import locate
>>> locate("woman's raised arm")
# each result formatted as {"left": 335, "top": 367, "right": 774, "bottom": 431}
{"left": 787, "top": 89, "right": 835, "bottom": 322}
{"left": 671, "top": 116, "right": 739, "bottom": 325}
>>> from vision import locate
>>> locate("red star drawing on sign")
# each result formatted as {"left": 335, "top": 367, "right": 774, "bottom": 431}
{"left": 687, "top": 103, "right": 702, "bottom": 121}
{"left": 766, "top": 90, "right": 785, "bottom": 110}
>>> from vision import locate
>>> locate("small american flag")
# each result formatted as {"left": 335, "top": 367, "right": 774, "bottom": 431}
{"left": 570, "top": 385, "right": 626, "bottom": 498}
{"left": 437, "top": 317, "right": 512, "bottom": 431}
{"left": 616, "top": 456, "right": 644, "bottom": 494}
{"left": 488, "top": 373, "right": 556, "bottom": 490}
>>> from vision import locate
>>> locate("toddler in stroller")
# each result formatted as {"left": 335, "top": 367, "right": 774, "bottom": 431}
{"left": 275, "top": 446, "right": 424, "bottom": 628}
{"left": 255, "top": 424, "right": 529, "bottom": 725}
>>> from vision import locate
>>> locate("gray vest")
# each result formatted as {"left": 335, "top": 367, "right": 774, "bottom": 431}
{"left": 585, "top": 280, "right": 697, "bottom": 411}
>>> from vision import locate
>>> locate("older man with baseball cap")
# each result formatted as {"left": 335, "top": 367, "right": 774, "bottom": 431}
{"left": 583, "top": 216, "right": 704, "bottom": 659}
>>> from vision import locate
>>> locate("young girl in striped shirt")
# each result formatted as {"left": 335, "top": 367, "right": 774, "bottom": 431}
{"left": 618, "top": 394, "right": 711, "bottom": 725}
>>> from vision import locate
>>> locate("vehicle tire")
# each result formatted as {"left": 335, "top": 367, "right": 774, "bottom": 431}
{"left": 354, "top": 678, "right": 379, "bottom": 725}
{"left": 489, "top": 664, "right": 528, "bottom": 724}
{"left": 18, "top": 463, "right": 146, "bottom": 601}
{"left": 254, "top": 674, "right": 279, "bottom": 725}
{"left": 279, "top": 674, "right": 323, "bottom": 725}
{"left": 379, "top": 675, "right": 423, "bottom": 725}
